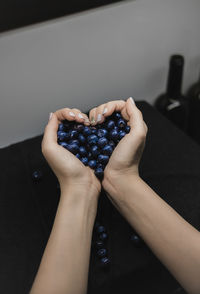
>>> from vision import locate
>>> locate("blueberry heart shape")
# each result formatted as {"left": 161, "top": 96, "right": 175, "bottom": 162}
{"left": 57, "top": 111, "right": 130, "bottom": 180}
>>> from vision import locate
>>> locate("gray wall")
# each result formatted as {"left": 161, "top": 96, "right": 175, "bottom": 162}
{"left": 0, "top": 0, "right": 200, "bottom": 147}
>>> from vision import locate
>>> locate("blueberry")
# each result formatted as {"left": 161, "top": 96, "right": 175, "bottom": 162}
{"left": 78, "top": 134, "right": 86, "bottom": 144}
{"left": 69, "top": 139, "right": 80, "bottom": 145}
{"left": 75, "top": 124, "right": 84, "bottom": 132}
{"left": 102, "top": 145, "right": 113, "bottom": 156}
{"left": 58, "top": 123, "right": 66, "bottom": 132}
{"left": 113, "top": 126, "right": 119, "bottom": 132}
{"left": 108, "top": 140, "right": 116, "bottom": 148}
{"left": 59, "top": 142, "right": 68, "bottom": 148}
{"left": 70, "top": 130, "right": 79, "bottom": 139}
{"left": 79, "top": 146, "right": 87, "bottom": 157}
{"left": 88, "top": 160, "right": 97, "bottom": 169}
{"left": 97, "top": 137, "right": 108, "bottom": 148}
{"left": 107, "top": 120, "right": 115, "bottom": 130}
{"left": 83, "top": 126, "right": 92, "bottom": 136}
{"left": 130, "top": 234, "right": 143, "bottom": 247}
{"left": 91, "top": 145, "right": 100, "bottom": 157}
{"left": 99, "top": 232, "right": 108, "bottom": 240}
{"left": 97, "top": 128, "right": 108, "bottom": 138}
{"left": 109, "top": 129, "right": 118, "bottom": 141}
{"left": 76, "top": 153, "right": 81, "bottom": 159}
{"left": 32, "top": 170, "right": 43, "bottom": 181}
{"left": 117, "top": 118, "right": 126, "bottom": 129}
{"left": 57, "top": 131, "right": 70, "bottom": 141}
{"left": 97, "top": 248, "right": 107, "bottom": 257}
{"left": 96, "top": 163, "right": 105, "bottom": 170}
{"left": 87, "top": 134, "right": 98, "bottom": 145}
{"left": 100, "top": 257, "right": 110, "bottom": 266}
{"left": 96, "top": 225, "right": 106, "bottom": 233}
{"left": 91, "top": 127, "right": 97, "bottom": 134}
{"left": 88, "top": 152, "right": 92, "bottom": 159}
{"left": 98, "top": 155, "right": 109, "bottom": 164}
{"left": 114, "top": 112, "right": 122, "bottom": 119}
{"left": 94, "top": 167, "right": 104, "bottom": 179}
{"left": 118, "top": 130, "right": 126, "bottom": 140}
{"left": 66, "top": 143, "right": 79, "bottom": 155}
{"left": 95, "top": 240, "right": 104, "bottom": 248}
{"left": 81, "top": 157, "right": 88, "bottom": 165}
{"left": 125, "top": 125, "right": 130, "bottom": 133}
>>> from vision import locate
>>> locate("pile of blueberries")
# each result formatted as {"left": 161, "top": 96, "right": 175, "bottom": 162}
{"left": 57, "top": 111, "right": 130, "bottom": 179}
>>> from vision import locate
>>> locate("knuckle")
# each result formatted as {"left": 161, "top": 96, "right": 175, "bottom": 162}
{"left": 56, "top": 107, "right": 69, "bottom": 114}
{"left": 107, "top": 101, "right": 112, "bottom": 107}
{"left": 72, "top": 108, "right": 80, "bottom": 112}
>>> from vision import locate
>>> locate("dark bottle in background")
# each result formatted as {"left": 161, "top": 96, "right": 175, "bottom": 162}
{"left": 187, "top": 73, "right": 200, "bottom": 144}
{"left": 154, "top": 55, "right": 189, "bottom": 132}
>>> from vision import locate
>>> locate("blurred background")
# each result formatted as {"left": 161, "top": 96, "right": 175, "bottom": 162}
{"left": 0, "top": 0, "right": 200, "bottom": 147}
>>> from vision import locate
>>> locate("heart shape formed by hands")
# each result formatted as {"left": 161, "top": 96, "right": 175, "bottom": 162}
{"left": 57, "top": 111, "right": 130, "bottom": 180}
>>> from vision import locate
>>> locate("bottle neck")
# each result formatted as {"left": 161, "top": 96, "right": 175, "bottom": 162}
{"left": 166, "top": 55, "right": 184, "bottom": 98}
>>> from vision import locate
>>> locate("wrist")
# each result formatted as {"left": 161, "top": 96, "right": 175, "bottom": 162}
{"left": 59, "top": 184, "right": 99, "bottom": 219}
{"left": 102, "top": 172, "right": 141, "bottom": 201}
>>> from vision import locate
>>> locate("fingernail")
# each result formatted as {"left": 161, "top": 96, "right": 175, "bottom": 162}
{"left": 97, "top": 113, "right": 102, "bottom": 122}
{"left": 129, "top": 97, "right": 135, "bottom": 104}
{"left": 69, "top": 111, "right": 75, "bottom": 117}
{"left": 102, "top": 107, "right": 108, "bottom": 115}
{"left": 49, "top": 112, "right": 53, "bottom": 121}
{"left": 78, "top": 113, "right": 84, "bottom": 119}
{"left": 90, "top": 117, "right": 96, "bottom": 124}
{"left": 84, "top": 118, "right": 90, "bottom": 123}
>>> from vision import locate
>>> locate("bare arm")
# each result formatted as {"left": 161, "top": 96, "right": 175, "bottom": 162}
{"left": 88, "top": 97, "right": 200, "bottom": 294}
{"left": 29, "top": 109, "right": 101, "bottom": 294}
{"left": 104, "top": 174, "right": 200, "bottom": 294}
{"left": 29, "top": 186, "right": 98, "bottom": 294}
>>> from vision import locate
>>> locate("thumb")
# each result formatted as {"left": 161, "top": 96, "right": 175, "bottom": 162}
{"left": 126, "top": 97, "right": 146, "bottom": 136}
{"left": 42, "top": 112, "right": 59, "bottom": 150}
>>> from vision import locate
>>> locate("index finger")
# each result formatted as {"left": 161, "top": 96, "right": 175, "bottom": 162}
{"left": 89, "top": 100, "right": 127, "bottom": 125}
{"left": 54, "top": 107, "right": 90, "bottom": 125}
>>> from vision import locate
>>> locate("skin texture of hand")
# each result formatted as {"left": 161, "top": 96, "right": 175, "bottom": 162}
{"left": 41, "top": 107, "right": 101, "bottom": 198}
{"left": 89, "top": 97, "right": 148, "bottom": 199}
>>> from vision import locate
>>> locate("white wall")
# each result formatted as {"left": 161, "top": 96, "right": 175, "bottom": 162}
{"left": 0, "top": 0, "right": 200, "bottom": 147}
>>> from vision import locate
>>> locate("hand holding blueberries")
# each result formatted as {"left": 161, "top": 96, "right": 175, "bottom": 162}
{"left": 41, "top": 107, "right": 101, "bottom": 197}
{"left": 89, "top": 97, "right": 148, "bottom": 200}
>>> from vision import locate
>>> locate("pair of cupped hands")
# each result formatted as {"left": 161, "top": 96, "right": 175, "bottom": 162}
{"left": 41, "top": 97, "right": 148, "bottom": 203}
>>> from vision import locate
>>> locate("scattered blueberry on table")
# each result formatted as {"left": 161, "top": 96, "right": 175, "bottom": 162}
{"left": 57, "top": 111, "right": 131, "bottom": 180}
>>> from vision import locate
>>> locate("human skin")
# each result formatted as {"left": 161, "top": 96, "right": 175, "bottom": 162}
{"left": 29, "top": 108, "right": 100, "bottom": 294}
{"left": 89, "top": 97, "right": 200, "bottom": 294}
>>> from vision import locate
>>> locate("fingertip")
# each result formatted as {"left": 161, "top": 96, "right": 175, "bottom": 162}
{"left": 49, "top": 112, "right": 53, "bottom": 121}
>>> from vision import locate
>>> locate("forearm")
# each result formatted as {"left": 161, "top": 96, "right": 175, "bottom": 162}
{"left": 105, "top": 175, "right": 200, "bottom": 294}
{"left": 29, "top": 186, "right": 98, "bottom": 294}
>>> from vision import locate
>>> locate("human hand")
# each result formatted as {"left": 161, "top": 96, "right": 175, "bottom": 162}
{"left": 89, "top": 97, "right": 148, "bottom": 199}
{"left": 41, "top": 107, "right": 101, "bottom": 198}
